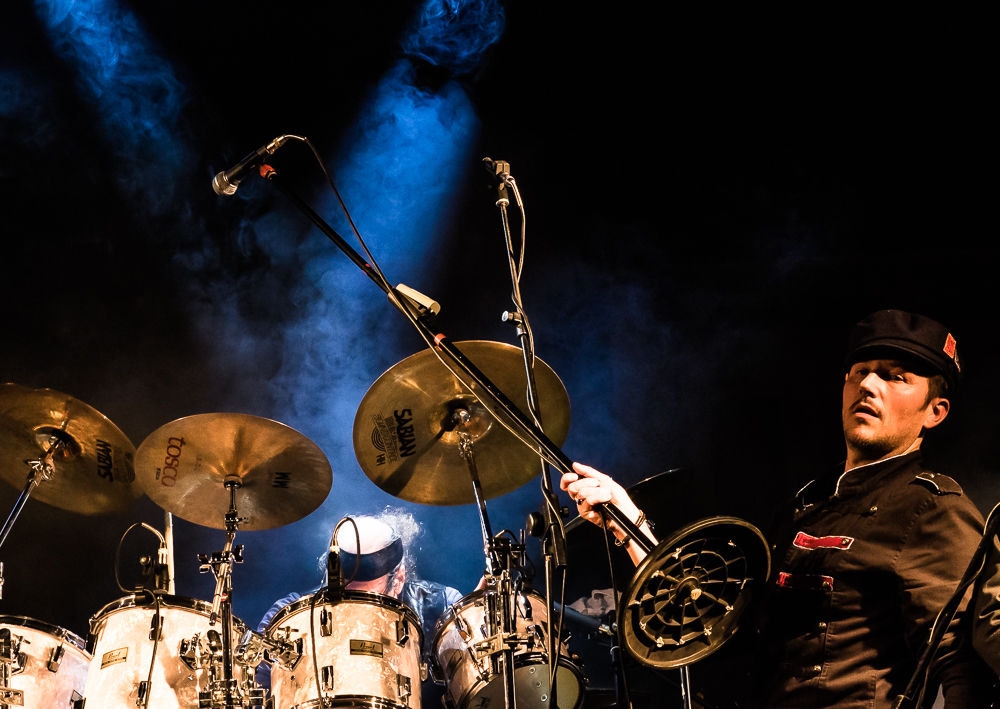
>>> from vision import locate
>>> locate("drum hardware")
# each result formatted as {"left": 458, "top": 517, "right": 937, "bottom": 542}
{"left": 254, "top": 627, "right": 303, "bottom": 671}
{"left": 193, "top": 475, "right": 259, "bottom": 708}
{"left": 179, "top": 630, "right": 222, "bottom": 670}
{"left": 0, "top": 627, "right": 23, "bottom": 707}
{"left": 2, "top": 617, "right": 89, "bottom": 707}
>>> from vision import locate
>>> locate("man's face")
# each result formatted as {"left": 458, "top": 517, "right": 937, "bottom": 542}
{"left": 842, "top": 358, "right": 945, "bottom": 463}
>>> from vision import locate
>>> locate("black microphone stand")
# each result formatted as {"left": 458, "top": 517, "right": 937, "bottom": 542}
{"left": 487, "top": 160, "right": 569, "bottom": 709}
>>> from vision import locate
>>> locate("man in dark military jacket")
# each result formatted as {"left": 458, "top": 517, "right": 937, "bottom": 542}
{"left": 754, "top": 310, "right": 988, "bottom": 707}
{"left": 563, "top": 310, "right": 990, "bottom": 708}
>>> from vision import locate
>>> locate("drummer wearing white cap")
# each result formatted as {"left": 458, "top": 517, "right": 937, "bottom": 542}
{"left": 255, "top": 509, "right": 462, "bottom": 695}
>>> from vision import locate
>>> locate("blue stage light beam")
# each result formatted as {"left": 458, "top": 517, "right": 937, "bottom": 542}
{"left": 261, "top": 0, "right": 506, "bottom": 595}
{"left": 34, "top": 0, "right": 192, "bottom": 218}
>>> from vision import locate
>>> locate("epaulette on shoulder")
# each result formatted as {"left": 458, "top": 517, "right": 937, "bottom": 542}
{"left": 911, "top": 471, "right": 964, "bottom": 496}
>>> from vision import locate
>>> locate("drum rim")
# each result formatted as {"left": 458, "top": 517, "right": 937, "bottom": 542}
{"left": 286, "top": 696, "right": 415, "bottom": 709}
{"left": 266, "top": 589, "right": 422, "bottom": 639}
{"left": 90, "top": 594, "right": 248, "bottom": 631}
{"left": 0, "top": 615, "right": 88, "bottom": 653}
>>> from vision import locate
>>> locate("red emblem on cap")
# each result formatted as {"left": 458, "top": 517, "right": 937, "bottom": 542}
{"left": 943, "top": 333, "right": 957, "bottom": 360}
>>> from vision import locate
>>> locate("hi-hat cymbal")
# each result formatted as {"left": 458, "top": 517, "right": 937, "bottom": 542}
{"left": 353, "top": 341, "right": 571, "bottom": 506}
{"left": 0, "top": 383, "right": 139, "bottom": 514}
{"left": 134, "top": 413, "right": 332, "bottom": 531}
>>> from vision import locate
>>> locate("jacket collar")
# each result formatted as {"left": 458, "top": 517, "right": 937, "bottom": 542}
{"left": 797, "top": 450, "right": 922, "bottom": 508}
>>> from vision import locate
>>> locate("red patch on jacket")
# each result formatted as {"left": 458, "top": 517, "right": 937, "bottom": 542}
{"left": 777, "top": 572, "right": 834, "bottom": 590}
{"left": 793, "top": 531, "right": 854, "bottom": 550}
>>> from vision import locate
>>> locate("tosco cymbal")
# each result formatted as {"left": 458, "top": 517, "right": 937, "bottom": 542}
{"left": 0, "top": 383, "right": 139, "bottom": 514}
{"left": 134, "top": 413, "right": 332, "bottom": 531}
{"left": 353, "top": 341, "right": 571, "bottom": 506}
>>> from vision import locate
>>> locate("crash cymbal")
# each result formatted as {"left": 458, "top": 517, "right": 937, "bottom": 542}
{"left": 134, "top": 413, "right": 332, "bottom": 530}
{"left": 0, "top": 383, "right": 138, "bottom": 514}
{"left": 353, "top": 341, "right": 571, "bottom": 506}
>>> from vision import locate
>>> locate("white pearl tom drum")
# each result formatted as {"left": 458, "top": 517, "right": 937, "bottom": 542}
{"left": 0, "top": 616, "right": 90, "bottom": 708}
{"left": 83, "top": 594, "right": 250, "bottom": 708}
{"left": 265, "top": 590, "right": 424, "bottom": 709}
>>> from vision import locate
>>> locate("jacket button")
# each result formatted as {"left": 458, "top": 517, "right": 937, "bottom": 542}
{"left": 812, "top": 665, "right": 822, "bottom": 673}
{"left": 869, "top": 505, "right": 878, "bottom": 515}
{"left": 817, "top": 622, "right": 827, "bottom": 630}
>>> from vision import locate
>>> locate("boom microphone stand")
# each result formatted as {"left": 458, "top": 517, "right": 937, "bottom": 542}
{"left": 258, "top": 162, "right": 651, "bottom": 553}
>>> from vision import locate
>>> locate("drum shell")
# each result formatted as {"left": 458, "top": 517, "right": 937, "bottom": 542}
{"left": 0, "top": 615, "right": 90, "bottom": 708}
{"left": 83, "top": 594, "right": 248, "bottom": 708}
{"left": 265, "top": 590, "right": 423, "bottom": 709}
{"left": 432, "top": 591, "right": 584, "bottom": 709}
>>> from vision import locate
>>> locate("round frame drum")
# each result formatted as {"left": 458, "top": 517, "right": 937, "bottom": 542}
{"left": 83, "top": 594, "right": 249, "bottom": 708}
{"left": 432, "top": 591, "right": 584, "bottom": 709}
{"left": 266, "top": 590, "right": 423, "bottom": 709}
{"left": 0, "top": 616, "right": 90, "bottom": 707}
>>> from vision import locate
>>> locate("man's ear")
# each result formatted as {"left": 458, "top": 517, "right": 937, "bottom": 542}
{"left": 922, "top": 397, "right": 950, "bottom": 430}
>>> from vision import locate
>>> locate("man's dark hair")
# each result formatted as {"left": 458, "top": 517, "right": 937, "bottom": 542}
{"left": 926, "top": 373, "right": 949, "bottom": 405}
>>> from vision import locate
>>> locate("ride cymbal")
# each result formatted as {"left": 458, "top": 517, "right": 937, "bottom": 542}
{"left": 353, "top": 341, "right": 571, "bottom": 506}
{"left": 0, "top": 383, "right": 138, "bottom": 514}
{"left": 134, "top": 413, "right": 332, "bottom": 530}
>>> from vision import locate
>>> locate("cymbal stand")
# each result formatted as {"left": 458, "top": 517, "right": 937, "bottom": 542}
{"left": 455, "top": 410, "right": 527, "bottom": 709}
{"left": 197, "top": 475, "right": 261, "bottom": 708}
{"left": 0, "top": 436, "right": 65, "bottom": 597}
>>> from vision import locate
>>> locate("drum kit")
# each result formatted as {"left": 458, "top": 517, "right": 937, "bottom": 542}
{"left": 0, "top": 342, "right": 769, "bottom": 709}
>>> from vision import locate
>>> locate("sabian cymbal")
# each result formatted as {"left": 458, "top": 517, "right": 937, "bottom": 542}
{"left": 353, "top": 341, "right": 571, "bottom": 506}
{"left": 0, "top": 383, "right": 139, "bottom": 514}
{"left": 134, "top": 413, "right": 332, "bottom": 530}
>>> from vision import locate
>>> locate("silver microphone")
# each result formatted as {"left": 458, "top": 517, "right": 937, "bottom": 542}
{"left": 212, "top": 135, "right": 290, "bottom": 196}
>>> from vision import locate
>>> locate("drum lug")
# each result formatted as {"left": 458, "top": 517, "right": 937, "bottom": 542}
{"left": 319, "top": 608, "right": 332, "bottom": 638}
{"left": 268, "top": 632, "right": 303, "bottom": 671}
{"left": 149, "top": 612, "right": 164, "bottom": 641}
{"left": 397, "top": 673, "right": 412, "bottom": 705}
{"left": 0, "top": 687, "right": 24, "bottom": 707}
{"left": 396, "top": 617, "right": 410, "bottom": 647}
{"left": 136, "top": 680, "right": 150, "bottom": 707}
{"left": 47, "top": 644, "right": 65, "bottom": 673}
{"left": 455, "top": 615, "right": 473, "bottom": 641}
{"left": 526, "top": 623, "right": 545, "bottom": 650}
{"left": 179, "top": 633, "right": 206, "bottom": 670}
{"left": 321, "top": 664, "right": 334, "bottom": 692}
{"left": 0, "top": 630, "right": 25, "bottom": 679}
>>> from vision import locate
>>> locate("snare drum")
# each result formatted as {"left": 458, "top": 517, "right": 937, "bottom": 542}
{"left": 83, "top": 594, "right": 250, "bottom": 708}
{"left": 0, "top": 615, "right": 90, "bottom": 707}
{"left": 432, "top": 591, "right": 585, "bottom": 709}
{"left": 265, "top": 590, "right": 423, "bottom": 709}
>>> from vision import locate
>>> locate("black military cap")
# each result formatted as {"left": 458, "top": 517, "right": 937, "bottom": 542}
{"left": 846, "top": 310, "right": 961, "bottom": 394}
